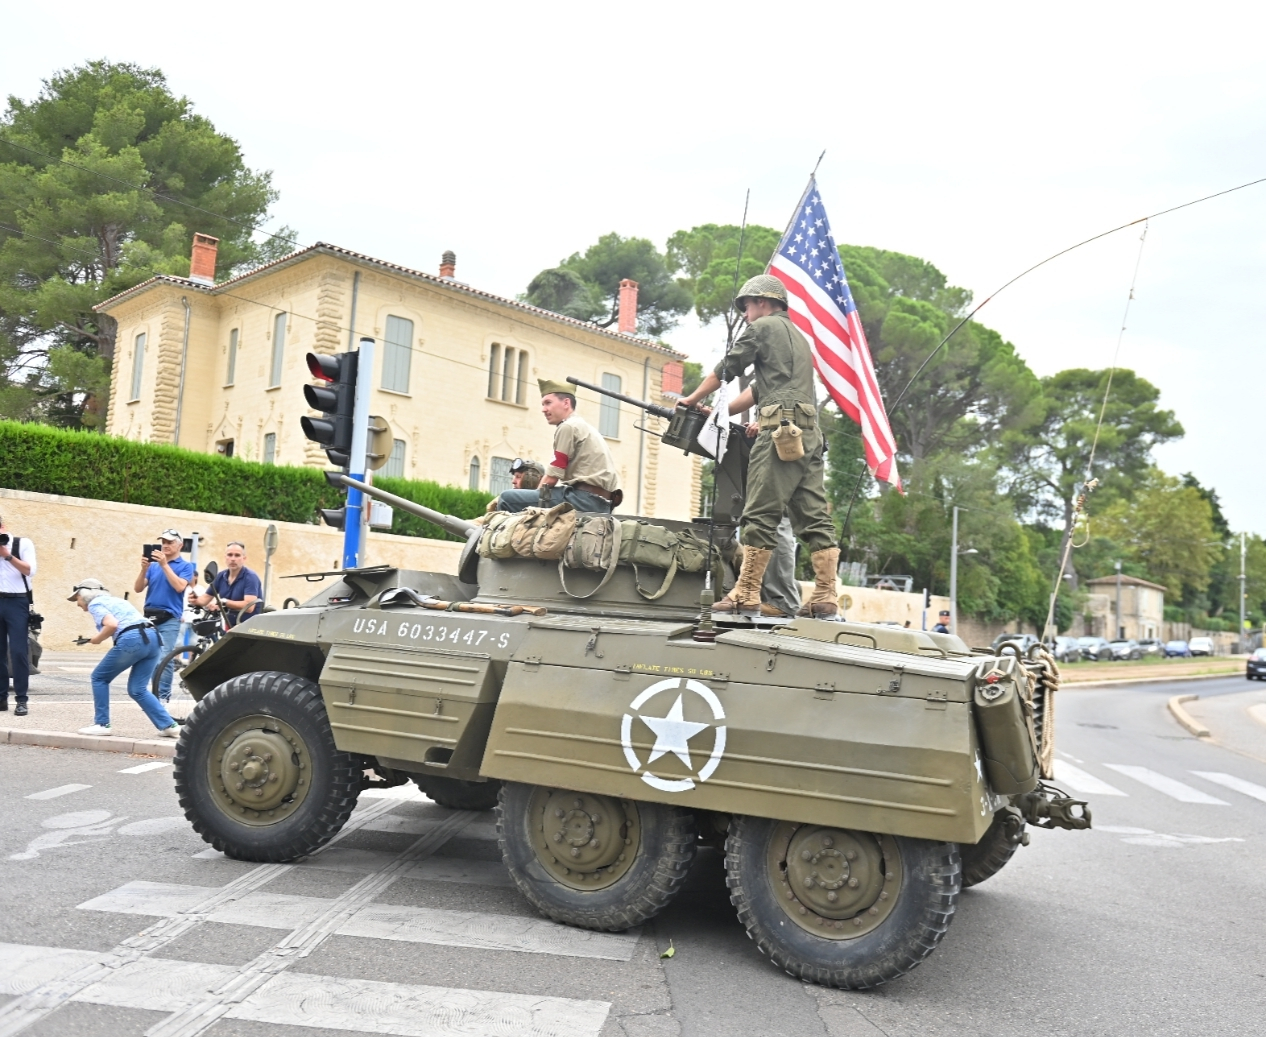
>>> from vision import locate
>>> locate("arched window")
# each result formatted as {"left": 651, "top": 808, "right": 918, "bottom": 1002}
{"left": 468, "top": 455, "right": 481, "bottom": 490}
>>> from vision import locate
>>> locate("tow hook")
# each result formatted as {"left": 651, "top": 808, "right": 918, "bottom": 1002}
{"left": 1013, "top": 784, "right": 1093, "bottom": 831}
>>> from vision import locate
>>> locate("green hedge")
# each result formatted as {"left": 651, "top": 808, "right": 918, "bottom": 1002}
{"left": 0, "top": 421, "right": 492, "bottom": 542}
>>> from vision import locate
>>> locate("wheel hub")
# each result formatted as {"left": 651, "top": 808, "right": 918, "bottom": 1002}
{"left": 769, "top": 823, "right": 902, "bottom": 940}
{"left": 529, "top": 788, "right": 640, "bottom": 891}
{"left": 208, "top": 714, "right": 311, "bottom": 826}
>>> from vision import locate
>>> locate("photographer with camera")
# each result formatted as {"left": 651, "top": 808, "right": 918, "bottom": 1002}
{"left": 133, "top": 529, "right": 196, "bottom": 704}
{"left": 0, "top": 514, "right": 36, "bottom": 717}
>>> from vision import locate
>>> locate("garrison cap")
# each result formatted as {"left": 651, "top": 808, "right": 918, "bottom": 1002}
{"left": 735, "top": 274, "right": 788, "bottom": 311}
{"left": 538, "top": 379, "right": 575, "bottom": 399}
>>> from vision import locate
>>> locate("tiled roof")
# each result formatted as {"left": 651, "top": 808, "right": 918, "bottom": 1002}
{"left": 93, "top": 242, "right": 686, "bottom": 359}
{"left": 1085, "top": 574, "right": 1168, "bottom": 592}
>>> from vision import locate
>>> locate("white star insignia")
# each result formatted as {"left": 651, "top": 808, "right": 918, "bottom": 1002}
{"left": 640, "top": 694, "right": 709, "bottom": 769}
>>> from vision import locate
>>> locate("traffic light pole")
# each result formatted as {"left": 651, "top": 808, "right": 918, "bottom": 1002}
{"left": 342, "top": 336, "right": 375, "bottom": 569}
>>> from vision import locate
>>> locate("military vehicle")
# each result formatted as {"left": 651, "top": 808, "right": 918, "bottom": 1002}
{"left": 172, "top": 391, "right": 1089, "bottom": 989}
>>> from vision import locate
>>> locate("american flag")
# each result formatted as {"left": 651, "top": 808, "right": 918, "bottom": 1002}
{"left": 768, "top": 178, "right": 902, "bottom": 489}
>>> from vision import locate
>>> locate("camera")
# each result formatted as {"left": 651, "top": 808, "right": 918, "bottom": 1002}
{"left": 0, "top": 534, "right": 8, "bottom": 547}
{"left": 142, "top": 543, "right": 160, "bottom": 559}
{"left": 28, "top": 610, "right": 43, "bottom": 632}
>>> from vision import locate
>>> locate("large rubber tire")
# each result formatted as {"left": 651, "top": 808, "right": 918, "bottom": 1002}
{"left": 174, "top": 671, "right": 362, "bottom": 862}
{"left": 958, "top": 812, "right": 1024, "bottom": 888}
{"left": 415, "top": 775, "right": 502, "bottom": 811}
{"left": 726, "top": 816, "right": 959, "bottom": 989}
{"left": 497, "top": 782, "right": 696, "bottom": 931}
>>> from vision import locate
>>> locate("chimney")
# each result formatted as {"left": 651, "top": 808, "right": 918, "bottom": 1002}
{"left": 189, "top": 233, "right": 219, "bottom": 286}
{"left": 618, "top": 278, "right": 639, "bottom": 335}
{"left": 439, "top": 250, "right": 456, "bottom": 279}
{"left": 661, "top": 362, "right": 684, "bottom": 396}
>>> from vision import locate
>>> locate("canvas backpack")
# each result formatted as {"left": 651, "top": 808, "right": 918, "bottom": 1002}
{"left": 477, "top": 511, "right": 521, "bottom": 559}
{"left": 618, "top": 521, "right": 680, "bottom": 600}
{"left": 673, "top": 528, "right": 710, "bottom": 574}
{"left": 508, "top": 502, "right": 576, "bottom": 560}
{"left": 559, "top": 515, "right": 623, "bottom": 599}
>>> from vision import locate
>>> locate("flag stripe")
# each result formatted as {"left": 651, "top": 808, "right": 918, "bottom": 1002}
{"left": 766, "top": 188, "right": 902, "bottom": 492}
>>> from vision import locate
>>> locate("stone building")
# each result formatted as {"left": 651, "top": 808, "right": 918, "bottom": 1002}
{"left": 94, "top": 238, "right": 699, "bottom": 518}
{"left": 1083, "top": 574, "right": 1167, "bottom": 641}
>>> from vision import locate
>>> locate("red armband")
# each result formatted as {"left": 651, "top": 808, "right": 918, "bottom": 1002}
{"left": 552, "top": 450, "right": 569, "bottom": 469}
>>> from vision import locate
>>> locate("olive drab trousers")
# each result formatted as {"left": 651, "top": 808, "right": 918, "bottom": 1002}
{"left": 740, "top": 426, "right": 837, "bottom": 554}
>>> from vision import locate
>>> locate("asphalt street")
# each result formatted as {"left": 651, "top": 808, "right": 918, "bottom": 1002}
{"left": 0, "top": 671, "right": 1263, "bottom": 1037}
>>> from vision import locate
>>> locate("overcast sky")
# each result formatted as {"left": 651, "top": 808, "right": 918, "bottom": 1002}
{"left": 7, "top": 2, "right": 1265, "bottom": 531}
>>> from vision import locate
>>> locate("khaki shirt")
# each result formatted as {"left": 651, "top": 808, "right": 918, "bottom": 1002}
{"left": 713, "top": 312, "right": 816, "bottom": 409}
{"left": 546, "top": 415, "right": 620, "bottom": 491}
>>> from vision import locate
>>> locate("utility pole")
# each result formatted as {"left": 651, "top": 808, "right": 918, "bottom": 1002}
{"left": 343, "top": 336, "right": 375, "bottom": 569}
{"left": 1115, "top": 560, "right": 1123, "bottom": 639}
{"left": 1241, "top": 532, "right": 1248, "bottom": 654}
{"left": 950, "top": 506, "right": 960, "bottom": 636}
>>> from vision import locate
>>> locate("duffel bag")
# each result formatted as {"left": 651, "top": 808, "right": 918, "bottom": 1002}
{"left": 619, "top": 520, "right": 679, "bottom": 601}
{"left": 477, "top": 511, "right": 520, "bottom": 558}
{"left": 508, "top": 502, "right": 576, "bottom": 560}
{"left": 559, "top": 514, "right": 622, "bottom": 599}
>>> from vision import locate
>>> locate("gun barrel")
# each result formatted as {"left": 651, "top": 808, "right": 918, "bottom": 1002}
{"left": 337, "top": 476, "right": 479, "bottom": 538}
{"left": 566, "top": 376, "right": 676, "bottom": 419}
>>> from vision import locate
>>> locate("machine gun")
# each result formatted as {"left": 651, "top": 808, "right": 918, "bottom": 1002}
{"left": 565, "top": 376, "right": 750, "bottom": 525}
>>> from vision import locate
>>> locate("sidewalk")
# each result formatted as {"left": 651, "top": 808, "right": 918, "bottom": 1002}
{"left": 1182, "top": 685, "right": 1266, "bottom": 762}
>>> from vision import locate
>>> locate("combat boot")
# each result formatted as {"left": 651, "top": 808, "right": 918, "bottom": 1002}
{"left": 797, "top": 547, "right": 841, "bottom": 619}
{"left": 713, "top": 546, "right": 773, "bottom": 615}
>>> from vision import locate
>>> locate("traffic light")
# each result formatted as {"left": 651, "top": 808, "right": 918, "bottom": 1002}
{"left": 320, "top": 470, "right": 348, "bottom": 530}
{"left": 301, "top": 351, "right": 358, "bottom": 468}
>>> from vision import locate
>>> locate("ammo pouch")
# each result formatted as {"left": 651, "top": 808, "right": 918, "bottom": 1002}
{"left": 508, "top": 502, "right": 576, "bottom": 560}
{"left": 477, "top": 512, "right": 520, "bottom": 559}
{"left": 619, "top": 521, "right": 679, "bottom": 601}
{"left": 758, "top": 401, "right": 817, "bottom": 431}
{"left": 559, "top": 515, "right": 623, "bottom": 599}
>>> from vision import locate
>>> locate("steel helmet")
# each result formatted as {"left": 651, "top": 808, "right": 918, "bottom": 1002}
{"left": 734, "top": 274, "right": 788, "bottom": 311}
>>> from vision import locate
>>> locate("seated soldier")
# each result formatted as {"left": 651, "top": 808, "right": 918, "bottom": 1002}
{"left": 510, "top": 458, "right": 545, "bottom": 490}
{"left": 496, "top": 380, "right": 622, "bottom": 513}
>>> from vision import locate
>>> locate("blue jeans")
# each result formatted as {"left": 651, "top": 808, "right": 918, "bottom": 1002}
{"left": 496, "top": 485, "right": 612, "bottom": 514}
{"left": 0, "top": 595, "right": 30, "bottom": 704}
{"left": 152, "top": 617, "right": 184, "bottom": 701}
{"left": 91, "top": 629, "right": 172, "bottom": 730}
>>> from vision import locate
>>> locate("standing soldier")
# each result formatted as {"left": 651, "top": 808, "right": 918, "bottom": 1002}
{"left": 495, "top": 380, "right": 622, "bottom": 513}
{"left": 679, "top": 275, "right": 839, "bottom": 617}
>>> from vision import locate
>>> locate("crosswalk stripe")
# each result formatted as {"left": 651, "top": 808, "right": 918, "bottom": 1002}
{"left": 0, "top": 943, "right": 610, "bottom": 1037}
{"left": 1103, "top": 765, "right": 1229, "bottom": 804}
{"left": 1191, "top": 771, "right": 1266, "bottom": 804}
{"left": 1052, "top": 761, "right": 1127, "bottom": 796}
{"left": 118, "top": 761, "right": 171, "bottom": 774}
{"left": 80, "top": 880, "right": 638, "bottom": 960}
{"left": 24, "top": 784, "right": 91, "bottom": 800}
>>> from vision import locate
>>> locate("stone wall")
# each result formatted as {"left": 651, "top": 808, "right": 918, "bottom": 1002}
{"left": 0, "top": 488, "right": 461, "bottom": 654}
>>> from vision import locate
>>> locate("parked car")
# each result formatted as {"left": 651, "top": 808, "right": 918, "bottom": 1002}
{"left": 1108, "top": 638, "right": 1143, "bottom": 661}
{"left": 1164, "top": 639, "right": 1192, "bottom": 657}
{"left": 1051, "top": 636, "right": 1082, "bottom": 663}
{"left": 991, "top": 633, "right": 1041, "bottom": 654}
{"left": 1077, "top": 636, "right": 1114, "bottom": 662}
{"left": 1189, "top": 636, "right": 1214, "bottom": 656}
{"left": 1247, "top": 648, "right": 1266, "bottom": 680}
{"left": 1137, "top": 638, "right": 1165, "bottom": 658}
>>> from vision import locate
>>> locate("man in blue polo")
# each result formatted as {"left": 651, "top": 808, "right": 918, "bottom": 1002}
{"left": 133, "top": 529, "right": 196, "bottom": 704}
{"left": 189, "top": 542, "right": 262, "bottom": 627}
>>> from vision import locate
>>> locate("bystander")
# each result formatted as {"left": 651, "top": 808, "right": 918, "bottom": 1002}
{"left": 70, "top": 579, "right": 178, "bottom": 737}
{"left": 134, "top": 529, "right": 196, "bottom": 703}
{"left": 0, "top": 513, "right": 36, "bottom": 717}
{"left": 189, "top": 542, "right": 262, "bottom": 626}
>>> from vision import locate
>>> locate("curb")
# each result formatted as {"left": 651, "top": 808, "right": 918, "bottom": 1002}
{"left": 1167, "top": 694, "right": 1211, "bottom": 739}
{"left": 1062, "top": 669, "right": 1241, "bottom": 690}
{"left": 0, "top": 727, "right": 176, "bottom": 757}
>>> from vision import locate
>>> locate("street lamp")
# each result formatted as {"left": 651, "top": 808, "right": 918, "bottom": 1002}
{"left": 949, "top": 505, "right": 978, "bottom": 636}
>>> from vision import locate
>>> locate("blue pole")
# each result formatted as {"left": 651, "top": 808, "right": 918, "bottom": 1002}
{"left": 342, "top": 336, "right": 375, "bottom": 569}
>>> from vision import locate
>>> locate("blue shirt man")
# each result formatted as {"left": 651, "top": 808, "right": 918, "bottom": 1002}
{"left": 133, "top": 529, "right": 196, "bottom": 703}
{"left": 190, "top": 542, "right": 262, "bottom": 627}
